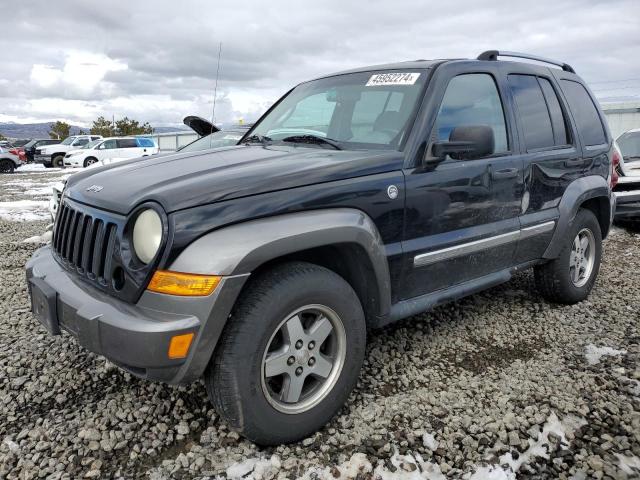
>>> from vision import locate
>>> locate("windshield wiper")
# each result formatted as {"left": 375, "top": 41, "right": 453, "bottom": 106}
{"left": 242, "top": 134, "right": 272, "bottom": 145}
{"left": 281, "top": 135, "right": 342, "bottom": 150}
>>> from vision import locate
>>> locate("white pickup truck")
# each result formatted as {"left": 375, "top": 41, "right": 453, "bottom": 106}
{"left": 34, "top": 135, "right": 102, "bottom": 168}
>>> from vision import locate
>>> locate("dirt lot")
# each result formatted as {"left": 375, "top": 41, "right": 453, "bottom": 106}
{"left": 0, "top": 166, "right": 639, "bottom": 479}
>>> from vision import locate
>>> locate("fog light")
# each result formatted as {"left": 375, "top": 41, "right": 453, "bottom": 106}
{"left": 168, "top": 332, "right": 194, "bottom": 359}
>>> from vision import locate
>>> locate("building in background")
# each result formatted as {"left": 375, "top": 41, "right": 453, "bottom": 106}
{"left": 601, "top": 101, "right": 640, "bottom": 139}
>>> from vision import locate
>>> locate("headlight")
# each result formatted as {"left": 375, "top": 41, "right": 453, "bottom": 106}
{"left": 133, "top": 209, "right": 162, "bottom": 264}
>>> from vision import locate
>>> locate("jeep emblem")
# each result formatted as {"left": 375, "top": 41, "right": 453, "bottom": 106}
{"left": 86, "top": 185, "right": 103, "bottom": 193}
{"left": 387, "top": 185, "right": 398, "bottom": 199}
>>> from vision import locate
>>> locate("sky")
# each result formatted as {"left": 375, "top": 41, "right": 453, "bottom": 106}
{"left": 1, "top": 0, "right": 639, "bottom": 128}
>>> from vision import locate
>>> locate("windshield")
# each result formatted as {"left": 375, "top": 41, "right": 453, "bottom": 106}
{"left": 83, "top": 139, "right": 102, "bottom": 149}
{"left": 249, "top": 70, "right": 428, "bottom": 150}
{"left": 179, "top": 129, "right": 246, "bottom": 153}
{"left": 24, "top": 140, "right": 38, "bottom": 148}
{"left": 618, "top": 132, "right": 640, "bottom": 160}
{"left": 59, "top": 137, "right": 75, "bottom": 145}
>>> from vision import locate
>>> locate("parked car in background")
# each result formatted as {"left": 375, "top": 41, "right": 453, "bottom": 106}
{"left": 23, "top": 138, "right": 60, "bottom": 163}
{"left": 34, "top": 135, "right": 102, "bottom": 168}
{"left": 63, "top": 137, "right": 159, "bottom": 168}
{"left": 0, "top": 146, "right": 24, "bottom": 173}
{"left": 0, "top": 140, "right": 13, "bottom": 148}
{"left": 28, "top": 51, "right": 616, "bottom": 444}
{"left": 11, "top": 139, "right": 32, "bottom": 148}
{"left": 616, "top": 129, "right": 640, "bottom": 176}
{"left": 178, "top": 125, "right": 251, "bottom": 153}
{"left": 613, "top": 132, "right": 640, "bottom": 229}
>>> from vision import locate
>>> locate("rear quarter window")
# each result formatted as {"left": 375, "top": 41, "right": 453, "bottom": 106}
{"left": 136, "top": 138, "right": 156, "bottom": 148}
{"left": 560, "top": 80, "right": 606, "bottom": 146}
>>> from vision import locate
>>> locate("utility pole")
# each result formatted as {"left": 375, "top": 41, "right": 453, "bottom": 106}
{"left": 210, "top": 42, "right": 223, "bottom": 135}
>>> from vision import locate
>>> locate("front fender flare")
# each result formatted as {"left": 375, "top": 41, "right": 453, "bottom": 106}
{"left": 169, "top": 208, "right": 392, "bottom": 317}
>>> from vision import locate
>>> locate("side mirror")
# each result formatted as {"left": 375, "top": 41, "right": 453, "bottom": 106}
{"left": 430, "top": 125, "right": 495, "bottom": 161}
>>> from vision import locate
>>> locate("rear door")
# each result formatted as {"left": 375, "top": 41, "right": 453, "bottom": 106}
{"left": 503, "top": 64, "right": 582, "bottom": 263}
{"left": 116, "top": 138, "right": 142, "bottom": 157}
{"left": 401, "top": 63, "right": 524, "bottom": 299}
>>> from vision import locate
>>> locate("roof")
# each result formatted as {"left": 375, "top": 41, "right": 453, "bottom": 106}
{"left": 311, "top": 59, "right": 445, "bottom": 81}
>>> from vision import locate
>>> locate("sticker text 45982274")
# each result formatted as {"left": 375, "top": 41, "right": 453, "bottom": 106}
{"left": 366, "top": 72, "right": 421, "bottom": 86}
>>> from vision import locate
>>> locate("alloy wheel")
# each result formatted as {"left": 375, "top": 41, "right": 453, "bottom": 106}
{"left": 261, "top": 304, "right": 346, "bottom": 414}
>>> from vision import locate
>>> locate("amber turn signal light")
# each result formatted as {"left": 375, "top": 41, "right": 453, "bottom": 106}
{"left": 148, "top": 270, "right": 221, "bottom": 296}
{"left": 168, "top": 332, "right": 194, "bottom": 359}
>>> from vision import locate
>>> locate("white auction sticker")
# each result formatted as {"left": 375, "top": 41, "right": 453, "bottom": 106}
{"left": 366, "top": 72, "right": 421, "bottom": 86}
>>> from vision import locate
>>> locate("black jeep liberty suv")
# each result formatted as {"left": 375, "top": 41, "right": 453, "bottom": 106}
{"left": 27, "top": 51, "right": 616, "bottom": 445}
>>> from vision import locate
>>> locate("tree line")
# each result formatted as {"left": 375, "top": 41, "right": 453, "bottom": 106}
{"left": 48, "top": 117, "right": 154, "bottom": 139}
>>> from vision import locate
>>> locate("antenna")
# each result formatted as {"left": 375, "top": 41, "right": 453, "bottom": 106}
{"left": 210, "top": 42, "right": 223, "bottom": 142}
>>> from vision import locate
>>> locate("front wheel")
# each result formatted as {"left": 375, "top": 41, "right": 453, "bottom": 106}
{"left": 52, "top": 155, "right": 65, "bottom": 168}
{"left": 205, "top": 262, "right": 366, "bottom": 445}
{"left": 83, "top": 157, "right": 98, "bottom": 168}
{"left": 0, "top": 159, "right": 15, "bottom": 173}
{"left": 534, "top": 208, "right": 602, "bottom": 304}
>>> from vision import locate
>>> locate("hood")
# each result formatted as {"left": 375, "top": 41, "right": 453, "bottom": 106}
{"left": 40, "top": 143, "right": 62, "bottom": 152}
{"left": 183, "top": 116, "right": 220, "bottom": 136}
{"left": 65, "top": 145, "right": 402, "bottom": 215}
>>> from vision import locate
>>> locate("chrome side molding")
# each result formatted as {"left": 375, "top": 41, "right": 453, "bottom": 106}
{"left": 414, "top": 220, "right": 555, "bottom": 268}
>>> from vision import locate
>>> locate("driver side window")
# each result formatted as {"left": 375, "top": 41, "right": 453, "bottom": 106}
{"left": 436, "top": 73, "right": 508, "bottom": 155}
{"left": 98, "top": 139, "right": 117, "bottom": 150}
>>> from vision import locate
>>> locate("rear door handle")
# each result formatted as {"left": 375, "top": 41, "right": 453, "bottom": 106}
{"left": 564, "top": 158, "right": 588, "bottom": 167}
{"left": 491, "top": 168, "right": 519, "bottom": 180}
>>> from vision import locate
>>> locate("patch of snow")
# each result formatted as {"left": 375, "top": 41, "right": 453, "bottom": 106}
{"left": 23, "top": 187, "right": 55, "bottom": 196}
{"left": 0, "top": 200, "right": 49, "bottom": 222}
{"left": 301, "top": 451, "right": 445, "bottom": 480}
{"left": 616, "top": 453, "right": 640, "bottom": 476}
{"left": 22, "top": 230, "right": 52, "bottom": 244}
{"left": 465, "top": 465, "right": 513, "bottom": 480}
{"left": 463, "top": 413, "right": 586, "bottom": 480}
{"left": 17, "top": 164, "right": 61, "bottom": 172}
{"left": 422, "top": 432, "right": 438, "bottom": 451}
{"left": 226, "top": 455, "right": 281, "bottom": 479}
{"left": 585, "top": 344, "right": 626, "bottom": 365}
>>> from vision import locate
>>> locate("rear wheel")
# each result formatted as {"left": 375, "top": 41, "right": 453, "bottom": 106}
{"left": 83, "top": 157, "right": 98, "bottom": 168}
{"left": 52, "top": 155, "right": 65, "bottom": 168}
{"left": 0, "top": 159, "right": 15, "bottom": 173}
{"left": 534, "top": 208, "right": 602, "bottom": 304}
{"left": 205, "top": 262, "right": 366, "bottom": 445}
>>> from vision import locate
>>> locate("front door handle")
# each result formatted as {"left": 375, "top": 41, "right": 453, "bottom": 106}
{"left": 491, "top": 168, "right": 519, "bottom": 180}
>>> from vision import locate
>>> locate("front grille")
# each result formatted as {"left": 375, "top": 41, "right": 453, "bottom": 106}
{"left": 52, "top": 200, "right": 118, "bottom": 287}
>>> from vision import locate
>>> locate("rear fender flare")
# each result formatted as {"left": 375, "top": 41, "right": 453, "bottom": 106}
{"left": 543, "top": 175, "right": 612, "bottom": 259}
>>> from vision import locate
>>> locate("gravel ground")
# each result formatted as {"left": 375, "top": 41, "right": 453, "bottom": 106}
{"left": 0, "top": 166, "right": 639, "bottom": 480}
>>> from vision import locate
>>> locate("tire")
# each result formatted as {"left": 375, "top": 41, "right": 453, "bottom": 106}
{"left": 534, "top": 208, "right": 602, "bottom": 304}
{"left": 83, "top": 157, "right": 98, "bottom": 168}
{"left": 52, "top": 155, "right": 65, "bottom": 168}
{"left": 205, "top": 261, "right": 366, "bottom": 445}
{"left": 0, "top": 159, "right": 15, "bottom": 173}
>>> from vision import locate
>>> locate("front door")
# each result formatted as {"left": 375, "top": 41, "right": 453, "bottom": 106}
{"left": 401, "top": 68, "right": 523, "bottom": 299}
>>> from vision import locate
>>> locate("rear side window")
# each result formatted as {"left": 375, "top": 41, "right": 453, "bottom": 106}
{"left": 136, "top": 138, "right": 156, "bottom": 148}
{"left": 508, "top": 74, "right": 555, "bottom": 150}
{"left": 117, "top": 138, "right": 138, "bottom": 148}
{"left": 560, "top": 80, "right": 606, "bottom": 146}
{"left": 538, "top": 78, "right": 569, "bottom": 146}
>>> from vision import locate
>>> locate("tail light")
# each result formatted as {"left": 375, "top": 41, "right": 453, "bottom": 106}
{"left": 611, "top": 149, "right": 620, "bottom": 189}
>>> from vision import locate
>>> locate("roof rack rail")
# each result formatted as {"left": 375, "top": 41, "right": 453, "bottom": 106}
{"left": 477, "top": 50, "right": 575, "bottom": 74}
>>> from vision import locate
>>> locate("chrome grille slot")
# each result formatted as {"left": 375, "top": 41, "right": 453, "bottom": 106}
{"left": 52, "top": 200, "right": 119, "bottom": 285}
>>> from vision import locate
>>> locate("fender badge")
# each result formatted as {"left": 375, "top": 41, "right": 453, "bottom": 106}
{"left": 387, "top": 184, "right": 399, "bottom": 199}
{"left": 86, "top": 185, "right": 103, "bottom": 193}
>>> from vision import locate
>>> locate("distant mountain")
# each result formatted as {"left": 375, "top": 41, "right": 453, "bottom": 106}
{"left": 0, "top": 122, "right": 88, "bottom": 139}
{"left": 0, "top": 122, "right": 190, "bottom": 139}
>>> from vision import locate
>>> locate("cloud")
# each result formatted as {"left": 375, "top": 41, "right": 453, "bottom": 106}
{"left": 0, "top": 0, "right": 638, "bottom": 129}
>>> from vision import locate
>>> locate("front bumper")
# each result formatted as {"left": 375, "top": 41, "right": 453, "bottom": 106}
{"left": 26, "top": 246, "right": 248, "bottom": 384}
